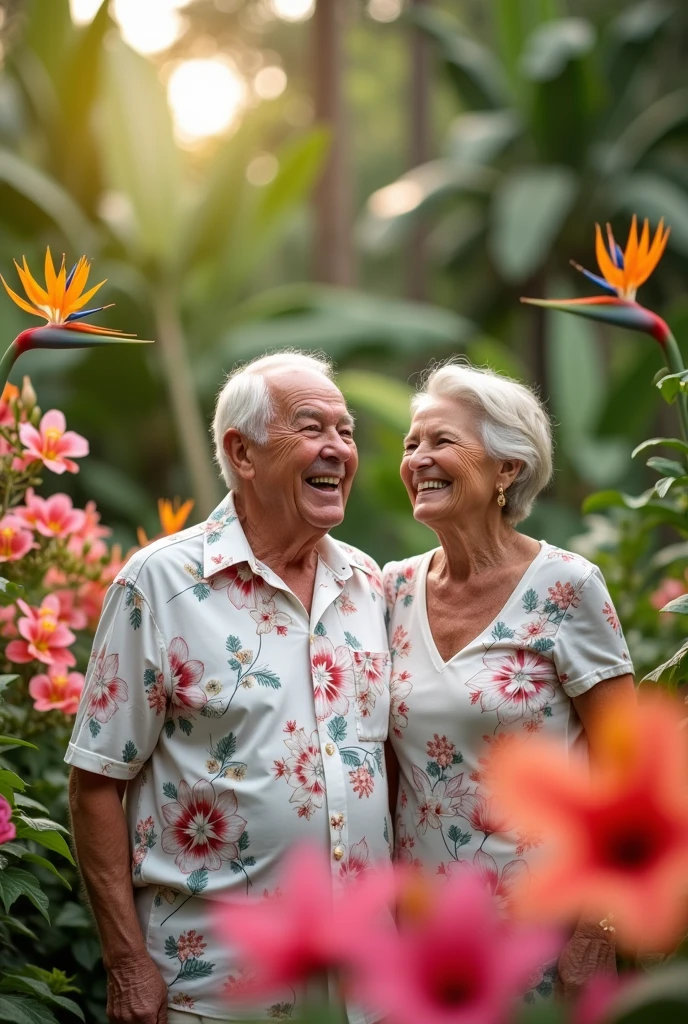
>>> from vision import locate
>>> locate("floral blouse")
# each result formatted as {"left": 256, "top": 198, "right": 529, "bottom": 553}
{"left": 384, "top": 542, "right": 632, "bottom": 997}
{"left": 66, "top": 494, "right": 391, "bottom": 1022}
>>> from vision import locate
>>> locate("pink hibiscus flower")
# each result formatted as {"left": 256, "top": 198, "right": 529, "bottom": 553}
{"left": 517, "top": 616, "right": 557, "bottom": 643}
{"left": 52, "top": 588, "right": 88, "bottom": 631}
{"left": 0, "top": 514, "right": 35, "bottom": 563}
{"left": 17, "top": 409, "right": 88, "bottom": 475}
{"left": 412, "top": 766, "right": 468, "bottom": 833}
{"left": 339, "top": 838, "right": 370, "bottom": 883}
{"left": 85, "top": 648, "right": 129, "bottom": 723}
{"left": 311, "top": 636, "right": 354, "bottom": 721}
{"left": 458, "top": 793, "right": 510, "bottom": 838}
{"left": 14, "top": 488, "right": 86, "bottom": 539}
{"left": 167, "top": 637, "right": 206, "bottom": 712}
{"left": 28, "top": 668, "right": 84, "bottom": 714}
{"left": 5, "top": 596, "right": 76, "bottom": 667}
{"left": 281, "top": 726, "right": 326, "bottom": 819}
{"left": 353, "top": 650, "right": 388, "bottom": 697}
{"left": 466, "top": 849, "right": 530, "bottom": 913}
{"left": 250, "top": 599, "right": 291, "bottom": 636}
{"left": 161, "top": 780, "right": 247, "bottom": 873}
{"left": 467, "top": 649, "right": 557, "bottom": 725}
{"left": 211, "top": 563, "right": 275, "bottom": 609}
{"left": 0, "top": 795, "right": 16, "bottom": 845}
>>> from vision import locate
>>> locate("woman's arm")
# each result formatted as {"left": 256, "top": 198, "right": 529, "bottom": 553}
{"left": 556, "top": 673, "right": 636, "bottom": 998}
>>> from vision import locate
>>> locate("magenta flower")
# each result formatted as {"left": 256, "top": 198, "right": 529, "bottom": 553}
{"left": 17, "top": 409, "right": 88, "bottom": 474}
{"left": 161, "top": 780, "right": 247, "bottom": 874}
{"left": 214, "top": 844, "right": 394, "bottom": 994}
{"left": 15, "top": 487, "right": 86, "bottom": 538}
{"left": 5, "top": 595, "right": 76, "bottom": 667}
{"left": 311, "top": 636, "right": 355, "bottom": 721}
{"left": 0, "top": 796, "right": 16, "bottom": 845}
{"left": 0, "top": 514, "right": 35, "bottom": 562}
{"left": 167, "top": 637, "right": 207, "bottom": 712}
{"left": 28, "top": 668, "right": 84, "bottom": 714}
{"left": 355, "top": 869, "right": 559, "bottom": 1024}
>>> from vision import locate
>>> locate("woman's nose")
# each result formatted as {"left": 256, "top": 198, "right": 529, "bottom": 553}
{"left": 408, "top": 447, "right": 433, "bottom": 470}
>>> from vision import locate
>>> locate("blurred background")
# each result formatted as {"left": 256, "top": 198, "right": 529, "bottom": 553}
{"left": 1, "top": 0, "right": 688, "bottom": 566}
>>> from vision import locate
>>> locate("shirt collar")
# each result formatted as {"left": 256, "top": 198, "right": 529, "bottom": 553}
{"left": 202, "top": 493, "right": 363, "bottom": 585}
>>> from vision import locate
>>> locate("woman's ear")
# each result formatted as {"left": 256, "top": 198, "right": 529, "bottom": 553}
{"left": 498, "top": 459, "right": 523, "bottom": 490}
{"left": 223, "top": 429, "right": 256, "bottom": 483}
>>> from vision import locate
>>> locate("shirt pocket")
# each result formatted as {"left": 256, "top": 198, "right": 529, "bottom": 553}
{"left": 352, "top": 650, "right": 391, "bottom": 742}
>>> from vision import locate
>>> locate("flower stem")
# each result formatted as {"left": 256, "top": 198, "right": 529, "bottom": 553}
{"left": 0, "top": 340, "right": 18, "bottom": 393}
{"left": 662, "top": 329, "right": 688, "bottom": 442}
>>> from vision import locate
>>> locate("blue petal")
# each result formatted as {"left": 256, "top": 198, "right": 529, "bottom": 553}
{"left": 65, "top": 263, "right": 78, "bottom": 289}
{"left": 66, "top": 306, "right": 105, "bottom": 321}
{"left": 577, "top": 267, "right": 617, "bottom": 294}
{"left": 615, "top": 244, "right": 625, "bottom": 269}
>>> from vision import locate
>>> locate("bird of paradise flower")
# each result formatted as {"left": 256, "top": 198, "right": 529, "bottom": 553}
{"left": 522, "top": 215, "right": 688, "bottom": 439}
{"left": 0, "top": 247, "right": 152, "bottom": 391}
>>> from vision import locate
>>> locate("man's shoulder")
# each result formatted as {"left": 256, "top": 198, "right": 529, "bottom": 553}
{"left": 116, "top": 522, "right": 205, "bottom": 591}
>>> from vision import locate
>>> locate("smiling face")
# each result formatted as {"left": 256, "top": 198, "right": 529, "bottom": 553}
{"left": 401, "top": 396, "right": 511, "bottom": 528}
{"left": 225, "top": 367, "right": 358, "bottom": 535}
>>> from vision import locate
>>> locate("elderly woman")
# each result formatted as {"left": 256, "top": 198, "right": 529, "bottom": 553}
{"left": 384, "top": 361, "right": 635, "bottom": 997}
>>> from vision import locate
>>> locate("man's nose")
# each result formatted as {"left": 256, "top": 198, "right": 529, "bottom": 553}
{"left": 321, "top": 430, "right": 352, "bottom": 462}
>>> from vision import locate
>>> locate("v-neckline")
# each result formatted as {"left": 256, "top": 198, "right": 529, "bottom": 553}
{"left": 418, "top": 541, "right": 548, "bottom": 672}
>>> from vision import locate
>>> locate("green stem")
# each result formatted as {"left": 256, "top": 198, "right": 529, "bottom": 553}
{"left": 0, "top": 340, "right": 18, "bottom": 393}
{"left": 663, "top": 329, "right": 688, "bottom": 442}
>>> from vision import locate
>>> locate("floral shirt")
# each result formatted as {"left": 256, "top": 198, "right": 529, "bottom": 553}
{"left": 66, "top": 494, "right": 392, "bottom": 1021}
{"left": 383, "top": 542, "right": 632, "bottom": 998}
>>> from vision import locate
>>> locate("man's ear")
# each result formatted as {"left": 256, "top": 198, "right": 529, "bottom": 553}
{"left": 498, "top": 459, "right": 522, "bottom": 490}
{"left": 223, "top": 429, "right": 256, "bottom": 483}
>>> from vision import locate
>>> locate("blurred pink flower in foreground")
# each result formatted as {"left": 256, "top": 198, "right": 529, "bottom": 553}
{"left": 490, "top": 694, "right": 688, "bottom": 951}
{"left": 354, "top": 869, "right": 558, "bottom": 1024}
{"left": 0, "top": 514, "right": 35, "bottom": 562}
{"left": 28, "top": 668, "right": 84, "bottom": 714}
{"left": 214, "top": 845, "right": 394, "bottom": 994}
{"left": 5, "top": 595, "right": 76, "bottom": 667}
{"left": 17, "top": 409, "right": 88, "bottom": 474}
{"left": 15, "top": 487, "right": 86, "bottom": 538}
{"left": 649, "top": 577, "right": 686, "bottom": 611}
{"left": 573, "top": 973, "right": 628, "bottom": 1024}
{"left": 0, "top": 796, "right": 16, "bottom": 845}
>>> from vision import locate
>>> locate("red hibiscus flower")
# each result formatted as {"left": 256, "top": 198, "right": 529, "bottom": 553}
{"left": 211, "top": 563, "right": 275, "bottom": 609}
{"left": 86, "top": 648, "right": 128, "bottom": 723}
{"left": 311, "top": 636, "right": 354, "bottom": 721}
{"left": 161, "top": 780, "right": 247, "bottom": 873}
{"left": 467, "top": 649, "right": 557, "bottom": 725}
{"left": 167, "top": 637, "right": 206, "bottom": 711}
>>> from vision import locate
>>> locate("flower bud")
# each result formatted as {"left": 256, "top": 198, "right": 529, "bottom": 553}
{"left": 20, "top": 376, "right": 37, "bottom": 414}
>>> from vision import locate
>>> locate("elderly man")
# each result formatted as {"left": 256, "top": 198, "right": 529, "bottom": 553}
{"left": 66, "top": 352, "right": 391, "bottom": 1024}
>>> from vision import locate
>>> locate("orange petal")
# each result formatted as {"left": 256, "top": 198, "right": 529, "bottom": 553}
{"left": 18, "top": 258, "right": 49, "bottom": 305}
{"left": 44, "top": 247, "right": 57, "bottom": 304}
{"left": 52, "top": 255, "right": 67, "bottom": 313}
{"left": 638, "top": 217, "right": 650, "bottom": 262}
{"left": 1, "top": 275, "right": 47, "bottom": 319}
{"left": 634, "top": 221, "right": 669, "bottom": 289}
{"left": 623, "top": 214, "right": 639, "bottom": 284}
{"left": 64, "top": 278, "right": 107, "bottom": 317}
{"left": 64, "top": 256, "right": 91, "bottom": 306}
{"left": 595, "top": 224, "right": 624, "bottom": 289}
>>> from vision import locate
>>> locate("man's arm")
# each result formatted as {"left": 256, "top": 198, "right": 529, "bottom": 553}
{"left": 69, "top": 768, "right": 168, "bottom": 1024}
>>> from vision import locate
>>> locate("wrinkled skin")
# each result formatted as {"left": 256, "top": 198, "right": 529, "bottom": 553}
{"left": 106, "top": 954, "right": 168, "bottom": 1023}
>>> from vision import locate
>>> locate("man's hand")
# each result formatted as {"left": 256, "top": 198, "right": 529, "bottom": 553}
{"left": 106, "top": 953, "right": 168, "bottom": 1024}
{"left": 556, "top": 919, "right": 616, "bottom": 1000}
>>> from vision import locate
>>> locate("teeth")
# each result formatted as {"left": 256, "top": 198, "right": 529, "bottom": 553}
{"left": 417, "top": 480, "right": 450, "bottom": 492}
{"left": 309, "top": 477, "right": 340, "bottom": 485}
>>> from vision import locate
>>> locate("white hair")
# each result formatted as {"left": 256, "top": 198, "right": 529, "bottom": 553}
{"left": 212, "top": 350, "right": 335, "bottom": 489}
{"left": 412, "top": 359, "right": 553, "bottom": 525}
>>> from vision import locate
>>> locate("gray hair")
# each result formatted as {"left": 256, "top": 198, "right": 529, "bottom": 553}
{"left": 212, "top": 350, "right": 335, "bottom": 489}
{"left": 412, "top": 360, "right": 553, "bottom": 524}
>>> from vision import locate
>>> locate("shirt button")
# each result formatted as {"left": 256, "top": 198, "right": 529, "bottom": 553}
{"left": 325, "top": 743, "right": 336, "bottom": 756}
{"left": 333, "top": 846, "right": 345, "bottom": 861}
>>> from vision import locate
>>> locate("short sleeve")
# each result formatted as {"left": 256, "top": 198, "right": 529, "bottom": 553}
{"left": 553, "top": 568, "right": 633, "bottom": 698}
{"left": 65, "top": 580, "right": 170, "bottom": 779}
{"left": 382, "top": 561, "right": 399, "bottom": 622}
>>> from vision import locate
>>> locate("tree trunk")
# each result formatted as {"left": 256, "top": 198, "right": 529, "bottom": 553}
{"left": 153, "top": 287, "right": 221, "bottom": 517}
{"left": 405, "top": 0, "right": 431, "bottom": 301}
{"left": 312, "top": 0, "right": 354, "bottom": 286}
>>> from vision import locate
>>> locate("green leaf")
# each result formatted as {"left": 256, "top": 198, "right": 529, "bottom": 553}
{"left": 426, "top": 761, "right": 441, "bottom": 778}
{"left": 187, "top": 868, "right": 208, "bottom": 895}
{"left": 20, "top": 853, "right": 71, "bottom": 889}
{"left": 0, "top": 976, "right": 83, "bottom": 1020}
{"left": 0, "top": 736, "right": 37, "bottom": 751}
{"left": 646, "top": 456, "right": 686, "bottom": 478}
{"left": 0, "top": 867, "right": 50, "bottom": 922}
{"left": 238, "top": 830, "right": 250, "bottom": 852}
{"left": 13, "top": 795, "right": 49, "bottom": 815}
{"left": 490, "top": 166, "right": 578, "bottom": 281}
{"left": 581, "top": 489, "right": 626, "bottom": 513}
{"left": 252, "top": 669, "right": 281, "bottom": 689}
{"left": 162, "top": 783, "right": 177, "bottom": 800}
{"left": 0, "top": 770, "right": 25, "bottom": 793}
{"left": 656, "top": 371, "right": 688, "bottom": 404}
{"left": 632, "top": 437, "right": 688, "bottom": 459}
{"left": 444, "top": 109, "right": 521, "bottom": 164}
{"left": 340, "top": 749, "right": 362, "bottom": 768}
{"left": 214, "top": 734, "right": 236, "bottom": 763}
{"left": 0, "top": 995, "right": 58, "bottom": 1024}
{"left": 654, "top": 476, "right": 676, "bottom": 499}
{"left": 14, "top": 821, "right": 75, "bottom": 866}
{"left": 340, "top": 371, "right": 413, "bottom": 433}
{"left": 177, "top": 959, "right": 214, "bottom": 981}
{"left": 164, "top": 935, "right": 178, "bottom": 958}
{"left": 314, "top": 621, "right": 327, "bottom": 636}
{"left": 521, "top": 17, "right": 596, "bottom": 81}
{"left": 225, "top": 635, "right": 242, "bottom": 654}
{"left": 344, "top": 632, "right": 363, "bottom": 650}
{"left": 0, "top": 578, "right": 23, "bottom": 607}
{"left": 606, "top": 0, "right": 674, "bottom": 98}
{"left": 52, "top": 903, "right": 91, "bottom": 929}
{"left": 327, "top": 717, "right": 347, "bottom": 744}
{"left": 660, "top": 595, "right": 688, "bottom": 615}
{"left": 121, "top": 741, "right": 138, "bottom": 763}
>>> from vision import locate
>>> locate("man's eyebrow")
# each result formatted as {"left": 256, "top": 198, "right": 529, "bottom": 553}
{"left": 294, "top": 407, "right": 355, "bottom": 427}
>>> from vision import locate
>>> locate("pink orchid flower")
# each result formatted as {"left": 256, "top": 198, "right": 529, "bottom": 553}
{"left": 15, "top": 487, "right": 86, "bottom": 538}
{"left": 17, "top": 409, "right": 88, "bottom": 474}
{"left": 0, "top": 514, "right": 35, "bottom": 562}
{"left": 0, "top": 796, "right": 16, "bottom": 845}
{"left": 354, "top": 868, "right": 560, "bottom": 1024}
{"left": 214, "top": 844, "right": 395, "bottom": 995}
{"left": 5, "top": 594, "right": 76, "bottom": 667}
{"left": 28, "top": 668, "right": 84, "bottom": 714}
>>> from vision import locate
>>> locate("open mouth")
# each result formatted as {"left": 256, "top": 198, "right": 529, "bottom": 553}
{"left": 306, "top": 476, "right": 341, "bottom": 492}
{"left": 416, "top": 480, "right": 451, "bottom": 493}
